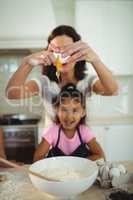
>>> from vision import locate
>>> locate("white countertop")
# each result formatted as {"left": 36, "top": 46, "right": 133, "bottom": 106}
{"left": 89, "top": 116, "right": 133, "bottom": 125}
{"left": 0, "top": 161, "right": 133, "bottom": 200}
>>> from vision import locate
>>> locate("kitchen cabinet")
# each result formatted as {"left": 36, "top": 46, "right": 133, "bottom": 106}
{"left": 104, "top": 124, "right": 133, "bottom": 161}
{"left": 90, "top": 124, "right": 133, "bottom": 161}
{"left": 0, "top": 0, "right": 55, "bottom": 48}
{"left": 75, "top": 0, "right": 133, "bottom": 75}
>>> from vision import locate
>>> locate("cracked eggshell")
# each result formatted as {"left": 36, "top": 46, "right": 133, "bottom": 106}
{"left": 118, "top": 164, "right": 126, "bottom": 174}
{"left": 53, "top": 52, "right": 70, "bottom": 64}
{"left": 99, "top": 165, "right": 110, "bottom": 180}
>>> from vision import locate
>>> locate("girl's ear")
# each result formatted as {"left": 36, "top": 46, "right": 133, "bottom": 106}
{"left": 81, "top": 109, "right": 86, "bottom": 118}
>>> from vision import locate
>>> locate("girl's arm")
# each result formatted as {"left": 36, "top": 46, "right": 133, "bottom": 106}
{"left": 6, "top": 50, "right": 55, "bottom": 99}
{"left": 33, "top": 139, "right": 50, "bottom": 162}
{"left": 87, "top": 138, "right": 106, "bottom": 161}
{"left": 0, "top": 128, "right": 7, "bottom": 167}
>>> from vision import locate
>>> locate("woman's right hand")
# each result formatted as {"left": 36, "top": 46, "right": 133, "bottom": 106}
{"left": 24, "top": 50, "right": 56, "bottom": 67}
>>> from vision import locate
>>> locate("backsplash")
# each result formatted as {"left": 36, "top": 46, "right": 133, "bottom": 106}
{"left": 87, "top": 74, "right": 133, "bottom": 119}
{"left": 0, "top": 49, "right": 43, "bottom": 116}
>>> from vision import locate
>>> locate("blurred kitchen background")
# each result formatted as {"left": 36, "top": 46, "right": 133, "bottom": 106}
{"left": 0, "top": 0, "right": 133, "bottom": 163}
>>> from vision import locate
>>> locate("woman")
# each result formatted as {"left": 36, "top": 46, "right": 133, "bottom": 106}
{"left": 6, "top": 25, "right": 118, "bottom": 126}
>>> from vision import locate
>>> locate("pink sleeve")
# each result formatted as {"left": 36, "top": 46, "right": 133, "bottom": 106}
{"left": 42, "top": 124, "right": 58, "bottom": 146}
{"left": 80, "top": 125, "right": 95, "bottom": 143}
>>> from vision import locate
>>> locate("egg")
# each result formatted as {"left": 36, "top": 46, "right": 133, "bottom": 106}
{"left": 54, "top": 52, "right": 70, "bottom": 64}
{"left": 109, "top": 167, "right": 121, "bottom": 179}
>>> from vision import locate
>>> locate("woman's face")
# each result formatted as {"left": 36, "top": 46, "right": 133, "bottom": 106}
{"left": 48, "top": 35, "right": 76, "bottom": 73}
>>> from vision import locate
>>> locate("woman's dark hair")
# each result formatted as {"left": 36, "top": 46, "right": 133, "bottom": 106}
{"left": 52, "top": 83, "right": 86, "bottom": 124}
{"left": 42, "top": 25, "right": 86, "bottom": 82}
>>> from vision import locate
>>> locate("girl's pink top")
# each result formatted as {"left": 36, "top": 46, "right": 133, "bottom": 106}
{"left": 42, "top": 124, "right": 95, "bottom": 155}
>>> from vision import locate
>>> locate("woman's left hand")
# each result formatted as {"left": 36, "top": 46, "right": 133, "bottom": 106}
{"left": 60, "top": 41, "right": 100, "bottom": 63}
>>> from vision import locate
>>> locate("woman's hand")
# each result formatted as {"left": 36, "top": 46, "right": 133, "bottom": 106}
{"left": 60, "top": 41, "right": 100, "bottom": 64}
{"left": 24, "top": 50, "right": 56, "bottom": 67}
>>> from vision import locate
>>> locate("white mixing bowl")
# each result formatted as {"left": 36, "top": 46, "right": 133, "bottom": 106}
{"left": 29, "top": 156, "right": 98, "bottom": 198}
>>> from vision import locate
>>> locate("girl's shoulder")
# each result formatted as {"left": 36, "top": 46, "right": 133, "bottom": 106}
{"left": 43, "top": 123, "right": 59, "bottom": 135}
{"left": 79, "top": 125, "right": 95, "bottom": 142}
{"left": 79, "top": 124, "right": 95, "bottom": 136}
{"left": 79, "top": 124, "right": 92, "bottom": 132}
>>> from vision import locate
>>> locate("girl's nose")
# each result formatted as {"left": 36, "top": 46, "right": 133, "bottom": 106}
{"left": 66, "top": 110, "right": 74, "bottom": 119}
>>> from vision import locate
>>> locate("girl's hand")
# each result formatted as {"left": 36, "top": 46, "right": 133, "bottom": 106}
{"left": 60, "top": 41, "right": 100, "bottom": 64}
{"left": 24, "top": 50, "right": 56, "bottom": 67}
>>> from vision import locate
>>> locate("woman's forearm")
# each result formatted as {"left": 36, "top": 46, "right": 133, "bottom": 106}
{"left": 6, "top": 57, "right": 34, "bottom": 97}
{"left": 90, "top": 58, "right": 118, "bottom": 95}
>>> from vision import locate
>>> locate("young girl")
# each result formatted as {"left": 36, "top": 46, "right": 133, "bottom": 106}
{"left": 34, "top": 84, "right": 105, "bottom": 162}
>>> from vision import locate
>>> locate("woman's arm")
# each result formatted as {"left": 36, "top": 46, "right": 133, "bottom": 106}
{"left": 33, "top": 139, "right": 50, "bottom": 162}
{"left": 61, "top": 41, "right": 118, "bottom": 96}
{"left": 6, "top": 50, "right": 55, "bottom": 99}
{"left": 88, "top": 58, "right": 118, "bottom": 96}
{"left": 87, "top": 138, "right": 106, "bottom": 161}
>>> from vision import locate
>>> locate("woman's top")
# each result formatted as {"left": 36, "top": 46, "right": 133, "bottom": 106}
{"left": 42, "top": 124, "right": 95, "bottom": 155}
{"left": 34, "top": 71, "right": 98, "bottom": 129}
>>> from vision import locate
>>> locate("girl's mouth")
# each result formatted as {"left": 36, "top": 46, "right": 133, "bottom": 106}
{"left": 63, "top": 120, "right": 76, "bottom": 127}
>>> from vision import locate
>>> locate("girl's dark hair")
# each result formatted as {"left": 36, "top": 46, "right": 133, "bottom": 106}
{"left": 52, "top": 83, "right": 86, "bottom": 124}
{"left": 42, "top": 25, "right": 86, "bottom": 82}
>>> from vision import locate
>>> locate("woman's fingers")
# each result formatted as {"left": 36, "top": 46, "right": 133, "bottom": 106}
{"left": 48, "top": 43, "right": 60, "bottom": 53}
{"left": 61, "top": 41, "right": 88, "bottom": 56}
{"left": 61, "top": 41, "right": 99, "bottom": 63}
{"left": 27, "top": 51, "right": 56, "bottom": 66}
{"left": 66, "top": 47, "right": 89, "bottom": 63}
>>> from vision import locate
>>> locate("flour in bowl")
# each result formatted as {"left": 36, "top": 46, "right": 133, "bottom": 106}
{"left": 40, "top": 168, "right": 87, "bottom": 181}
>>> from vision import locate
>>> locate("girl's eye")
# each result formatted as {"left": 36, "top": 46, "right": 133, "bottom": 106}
{"left": 73, "top": 109, "right": 80, "bottom": 114}
{"left": 61, "top": 108, "right": 68, "bottom": 112}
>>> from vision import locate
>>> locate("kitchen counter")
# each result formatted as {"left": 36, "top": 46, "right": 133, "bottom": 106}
{"left": 0, "top": 161, "right": 133, "bottom": 200}
{"left": 89, "top": 116, "right": 133, "bottom": 125}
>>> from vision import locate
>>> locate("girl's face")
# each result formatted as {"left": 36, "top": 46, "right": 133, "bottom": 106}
{"left": 56, "top": 97, "right": 85, "bottom": 131}
{"left": 48, "top": 35, "right": 76, "bottom": 73}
